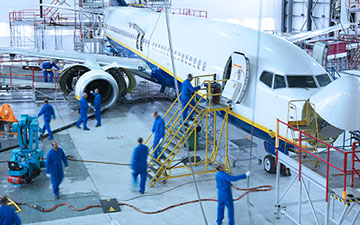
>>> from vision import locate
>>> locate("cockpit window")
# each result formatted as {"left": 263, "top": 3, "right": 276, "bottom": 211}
{"left": 316, "top": 74, "right": 332, "bottom": 87}
{"left": 274, "top": 74, "right": 286, "bottom": 89}
{"left": 260, "top": 71, "right": 273, "bottom": 88}
{"left": 287, "top": 75, "right": 317, "bottom": 88}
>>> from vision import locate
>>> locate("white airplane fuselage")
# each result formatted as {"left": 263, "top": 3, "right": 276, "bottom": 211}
{"left": 103, "top": 6, "right": 332, "bottom": 146}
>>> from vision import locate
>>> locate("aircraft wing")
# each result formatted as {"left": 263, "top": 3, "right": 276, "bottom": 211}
{"left": 0, "top": 46, "right": 148, "bottom": 71}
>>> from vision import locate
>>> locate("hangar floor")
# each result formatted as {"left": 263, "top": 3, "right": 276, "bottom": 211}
{"left": 0, "top": 88, "right": 358, "bottom": 225}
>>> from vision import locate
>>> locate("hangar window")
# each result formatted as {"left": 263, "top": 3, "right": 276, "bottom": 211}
{"left": 260, "top": 71, "right": 273, "bottom": 88}
{"left": 202, "top": 61, "right": 207, "bottom": 71}
{"left": 287, "top": 75, "right": 317, "bottom": 88}
{"left": 198, "top": 60, "right": 202, "bottom": 69}
{"left": 274, "top": 74, "right": 286, "bottom": 89}
{"left": 193, "top": 58, "right": 197, "bottom": 67}
{"left": 316, "top": 74, "right": 332, "bottom": 87}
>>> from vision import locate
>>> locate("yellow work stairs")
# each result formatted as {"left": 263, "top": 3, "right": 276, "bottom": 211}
{"left": 144, "top": 74, "right": 232, "bottom": 187}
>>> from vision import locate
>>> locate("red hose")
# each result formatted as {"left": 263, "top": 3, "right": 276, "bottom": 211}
{"left": 30, "top": 185, "right": 272, "bottom": 214}
{"left": 41, "top": 203, "right": 102, "bottom": 212}
{"left": 119, "top": 185, "right": 272, "bottom": 214}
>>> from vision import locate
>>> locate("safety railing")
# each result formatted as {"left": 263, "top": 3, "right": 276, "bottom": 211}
{"left": 0, "top": 64, "right": 60, "bottom": 101}
{"left": 349, "top": 0, "right": 360, "bottom": 8}
{"left": 276, "top": 119, "right": 360, "bottom": 202}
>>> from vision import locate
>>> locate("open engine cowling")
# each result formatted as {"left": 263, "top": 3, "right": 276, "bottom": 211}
{"left": 59, "top": 64, "right": 137, "bottom": 110}
{"left": 74, "top": 69, "right": 119, "bottom": 109}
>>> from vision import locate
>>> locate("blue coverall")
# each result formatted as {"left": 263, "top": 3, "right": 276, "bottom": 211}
{"left": 42, "top": 62, "right": 60, "bottom": 83}
{"left": 152, "top": 116, "right": 165, "bottom": 159}
{"left": 46, "top": 147, "right": 68, "bottom": 197}
{"left": 216, "top": 171, "right": 247, "bottom": 225}
{"left": 131, "top": 144, "right": 149, "bottom": 193}
{"left": 92, "top": 93, "right": 101, "bottom": 126}
{"left": 38, "top": 103, "right": 55, "bottom": 140}
{"left": 181, "top": 79, "right": 200, "bottom": 120}
{"left": 75, "top": 97, "right": 89, "bottom": 130}
{"left": 0, "top": 205, "right": 21, "bottom": 225}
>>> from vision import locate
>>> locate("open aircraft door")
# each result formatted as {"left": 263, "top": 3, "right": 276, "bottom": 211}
{"left": 222, "top": 52, "right": 250, "bottom": 104}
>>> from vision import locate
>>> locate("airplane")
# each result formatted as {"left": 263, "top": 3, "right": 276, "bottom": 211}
{"left": 0, "top": 0, "right": 357, "bottom": 174}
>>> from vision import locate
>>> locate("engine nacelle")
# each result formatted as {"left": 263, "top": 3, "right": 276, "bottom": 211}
{"left": 59, "top": 64, "right": 137, "bottom": 110}
{"left": 75, "top": 70, "right": 119, "bottom": 109}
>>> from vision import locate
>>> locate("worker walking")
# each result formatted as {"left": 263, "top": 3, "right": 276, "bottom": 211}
{"left": 181, "top": 74, "right": 201, "bottom": 121}
{"left": 75, "top": 93, "right": 90, "bottom": 130}
{"left": 38, "top": 99, "right": 55, "bottom": 140}
{"left": 42, "top": 59, "right": 60, "bottom": 83}
{"left": 91, "top": 88, "right": 101, "bottom": 127}
{"left": 152, "top": 111, "right": 165, "bottom": 159}
{"left": 46, "top": 141, "right": 68, "bottom": 199}
{"left": 0, "top": 196, "right": 21, "bottom": 225}
{"left": 216, "top": 163, "right": 250, "bottom": 225}
{"left": 130, "top": 137, "right": 149, "bottom": 194}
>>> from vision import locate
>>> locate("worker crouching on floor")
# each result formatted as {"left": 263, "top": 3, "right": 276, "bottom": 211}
{"left": 152, "top": 111, "right": 165, "bottom": 159}
{"left": 46, "top": 141, "right": 68, "bottom": 199}
{"left": 131, "top": 137, "right": 149, "bottom": 194}
{"left": 216, "top": 163, "right": 250, "bottom": 225}
{"left": 0, "top": 196, "right": 21, "bottom": 225}
{"left": 38, "top": 99, "right": 55, "bottom": 140}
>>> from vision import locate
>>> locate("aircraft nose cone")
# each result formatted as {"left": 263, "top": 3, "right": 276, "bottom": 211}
{"left": 310, "top": 76, "right": 360, "bottom": 131}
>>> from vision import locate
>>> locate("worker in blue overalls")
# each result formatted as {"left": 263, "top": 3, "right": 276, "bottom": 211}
{"left": 0, "top": 196, "right": 21, "bottom": 225}
{"left": 38, "top": 99, "right": 55, "bottom": 140}
{"left": 130, "top": 137, "right": 148, "bottom": 194}
{"left": 216, "top": 163, "right": 250, "bottom": 225}
{"left": 181, "top": 74, "right": 201, "bottom": 121}
{"left": 91, "top": 88, "right": 101, "bottom": 127}
{"left": 152, "top": 111, "right": 165, "bottom": 159}
{"left": 46, "top": 141, "right": 68, "bottom": 199}
{"left": 75, "top": 93, "right": 90, "bottom": 130}
{"left": 42, "top": 59, "right": 60, "bottom": 83}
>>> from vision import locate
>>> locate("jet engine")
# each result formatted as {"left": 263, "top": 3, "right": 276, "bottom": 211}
{"left": 59, "top": 64, "right": 136, "bottom": 109}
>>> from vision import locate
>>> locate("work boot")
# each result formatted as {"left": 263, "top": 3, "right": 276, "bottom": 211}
{"left": 96, "top": 124, "right": 101, "bottom": 127}
{"left": 39, "top": 134, "right": 43, "bottom": 141}
{"left": 76, "top": 126, "right": 81, "bottom": 129}
{"left": 84, "top": 128, "right": 90, "bottom": 131}
{"left": 55, "top": 195, "right": 60, "bottom": 200}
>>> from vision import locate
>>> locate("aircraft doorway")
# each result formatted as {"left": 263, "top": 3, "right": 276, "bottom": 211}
{"left": 222, "top": 52, "right": 250, "bottom": 104}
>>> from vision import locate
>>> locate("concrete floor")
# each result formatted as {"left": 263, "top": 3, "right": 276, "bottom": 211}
{"left": 1, "top": 89, "right": 359, "bottom": 224}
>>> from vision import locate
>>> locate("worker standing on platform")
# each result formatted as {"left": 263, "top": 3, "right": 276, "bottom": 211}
{"left": 152, "top": 111, "right": 165, "bottom": 159}
{"left": 130, "top": 137, "right": 148, "bottom": 194}
{"left": 38, "top": 99, "right": 55, "bottom": 140}
{"left": 42, "top": 59, "right": 60, "bottom": 83}
{"left": 181, "top": 74, "right": 201, "bottom": 121}
{"left": 75, "top": 93, "right": 90, "bottom": 130}
{"left": 216, "top": 163, "right": 250, "bottom": 225}
{"left": 0, "top": 196, "right": 21, "bottom": 225}
{"left": 91, "top": 88, "right": 101, "bottom": 127}
{"left": 46, "top": 141, "right": 68, "bottom": 199}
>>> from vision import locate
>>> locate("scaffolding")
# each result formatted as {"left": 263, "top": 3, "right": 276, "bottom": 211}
{"left": 275, "top": 119, "right": 360, "bottom": 225}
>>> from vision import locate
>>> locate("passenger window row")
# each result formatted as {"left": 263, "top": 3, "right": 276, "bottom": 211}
{"left": 106, "top": 24, "right": 208, "bottom": 72}
{"left": 151, "top": 42, "right": 207, "bottom": 71}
